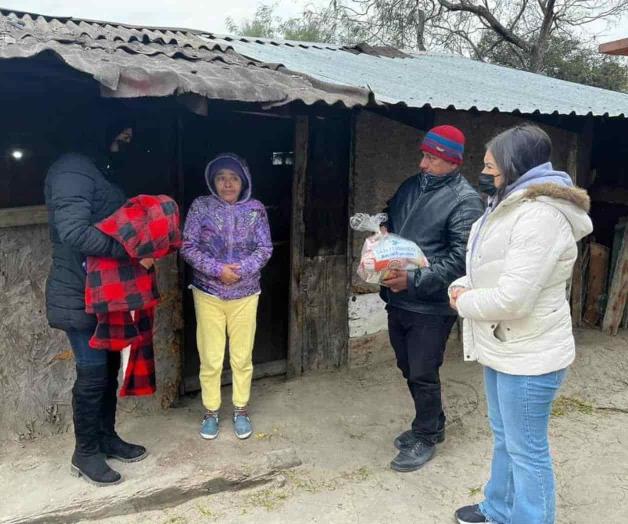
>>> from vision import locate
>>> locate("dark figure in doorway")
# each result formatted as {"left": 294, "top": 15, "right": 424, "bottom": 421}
{"left": 381, "top": 125, "right": 484, "bottom": 472}
{"left": 44, "top": 116, "right": 150, "bottom": 486}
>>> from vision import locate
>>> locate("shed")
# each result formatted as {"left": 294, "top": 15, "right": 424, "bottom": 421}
{"left": 1, "top": 7, "right": 627, "bottom": 441}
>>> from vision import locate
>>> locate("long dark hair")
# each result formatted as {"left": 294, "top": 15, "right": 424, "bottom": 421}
{"left": 486, "top": 124, "right": 552, "bottom": 200}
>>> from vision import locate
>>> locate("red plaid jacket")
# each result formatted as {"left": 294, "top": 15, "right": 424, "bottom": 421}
{"left": 85, "top": 195, "right": 181, "bottom": 396}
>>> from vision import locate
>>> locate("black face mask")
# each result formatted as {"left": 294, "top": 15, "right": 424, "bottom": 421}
{"left": 478, "top": 173, "right": 498, "bottom": 196}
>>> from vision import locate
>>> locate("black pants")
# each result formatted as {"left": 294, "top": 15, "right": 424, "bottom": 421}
{"left": 387, "top": 306, "right": 456, "bottom": 446}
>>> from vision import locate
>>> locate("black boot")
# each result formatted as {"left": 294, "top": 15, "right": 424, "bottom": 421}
{"left": 71, "top": 365, "right": 122, "bottom": 486}
{"left": 100, "top": 352, "right": 148, "bottom": 463}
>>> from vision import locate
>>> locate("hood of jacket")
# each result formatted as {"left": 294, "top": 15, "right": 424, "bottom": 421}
{"left": 502, "top": 162, "right": 592, "bottom": 242}
{"left": 204, "top": 153, "right": 252, "bottom": 204}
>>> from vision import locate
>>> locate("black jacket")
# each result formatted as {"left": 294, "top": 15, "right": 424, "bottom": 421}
{"left": 44, "top": 153, "right": 127, "bottom": 331}
{"left": 381, "top": 171, "right": 484, "bottom": 316}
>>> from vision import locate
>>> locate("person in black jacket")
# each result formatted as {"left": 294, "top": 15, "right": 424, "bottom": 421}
{"left": 45, "top": 118, "right": 150, "bottom": 486}
{"left": 381, "top": 125, "right": 484, "bottom": 473}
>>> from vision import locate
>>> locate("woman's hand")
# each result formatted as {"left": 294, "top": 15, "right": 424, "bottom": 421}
{"left": 220, "top": 264, "right": 241, "bottom": 285}
{"left": 139, "top": 258, "right": 155, "bottom": 270}
{"left": 449, "top": 286, "right": 468, "bottom": 310}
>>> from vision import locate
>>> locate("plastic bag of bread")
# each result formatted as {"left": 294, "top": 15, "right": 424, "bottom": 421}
{"left": 350, "top": 213, "right": 428, "bottom": 285}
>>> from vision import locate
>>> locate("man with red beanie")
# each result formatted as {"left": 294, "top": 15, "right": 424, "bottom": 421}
{"left": 381, "top": 125, "right": 484, "bottom": 472}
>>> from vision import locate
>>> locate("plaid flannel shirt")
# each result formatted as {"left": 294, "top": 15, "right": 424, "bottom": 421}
{"left": 85, "top": 195, "right": 181, "bottom": 397}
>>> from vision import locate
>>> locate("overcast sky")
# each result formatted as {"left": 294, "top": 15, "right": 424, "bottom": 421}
{"left": 3, "top": 0, "right": 626, "bottom": 41}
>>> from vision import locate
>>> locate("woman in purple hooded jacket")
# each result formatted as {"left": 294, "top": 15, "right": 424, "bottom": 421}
{"left": 181, "top": 153, "right": 272, "bottom": 440}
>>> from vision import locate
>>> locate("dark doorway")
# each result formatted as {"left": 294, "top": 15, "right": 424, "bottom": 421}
{"left": 180, "top": 110, "right": 293, "bottom": 392}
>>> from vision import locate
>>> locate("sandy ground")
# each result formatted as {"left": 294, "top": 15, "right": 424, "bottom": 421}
{"left": 90, "top": 329, "right": 628, "bottom": 524}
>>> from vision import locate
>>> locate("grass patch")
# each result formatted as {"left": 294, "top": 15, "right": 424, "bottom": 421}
{"left": 468, "top": 486, "right": 482, "bottom": 497}
{"left": 285, "top": 466, "right": 372, "bottom": 494}
{"left": 254, "top": 427, "right": 282, "bottom": 441}
{"left": 552, "top": 396, "right": 594, "bottom": 417}
{"left": 196, "top": 504, "right": 221, "bottom": 519}
{"left": 162, "top": 517, "right": 187, "bottom": 524}
{"left": 246, "top": 487, "right": 289, "bottom": 511}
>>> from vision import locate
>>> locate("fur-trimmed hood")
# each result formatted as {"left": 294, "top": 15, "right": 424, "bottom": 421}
{"left": 507, "top": 182, "right": 593, "bottom": 242}
{"left": 524, "top": 183, "right": 591, "bottom": 213}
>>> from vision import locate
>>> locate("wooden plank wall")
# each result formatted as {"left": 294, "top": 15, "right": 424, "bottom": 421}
{"left": 289, "top": 114, "right": 351, "bottom": 373}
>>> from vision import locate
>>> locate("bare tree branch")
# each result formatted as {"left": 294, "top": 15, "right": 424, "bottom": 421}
{"left": 438, "top": 0, "right": 532, "bottom": 52}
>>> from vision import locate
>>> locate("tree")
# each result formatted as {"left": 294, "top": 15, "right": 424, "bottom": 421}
{"left": 323, "top": 1, "right": 628, "bottom": 70}
{"left": 225, "top": 4, "right": 277, "bottom": 38}
{"left": 225, "top": 3, "right": 343, "bottom": 43}
{"left": 436, "top": 0, "right": 628, "bottom": 73}
{"left": 482, "top": 32, "right": 628, "bottom": 91}
{"left": 225, "top": 2, "right": 628, "bottom": 92}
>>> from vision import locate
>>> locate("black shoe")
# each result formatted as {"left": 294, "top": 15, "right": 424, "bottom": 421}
{"left": 101, "top": 434, "right": 148, "bottom": 463}
{"left": 394, "top": 429, "right": 445, "bottom": 450}
{"left": 71, "top": 364, "right": 122, "bottom": 486}
{"left": 455, "top": 505, "right": 488, "bottom": 523}
{"left": 71, "top": 451, "right": 122, "bottom": 486}
{"left": 100, "top": 352, "right": 148, "bottom": 463}
{"left": 390, "top": 440, "right": 436, "bottom": 472}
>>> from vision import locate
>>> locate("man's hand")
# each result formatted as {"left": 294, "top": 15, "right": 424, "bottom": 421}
{"left": 449, "top": 286, "right": 468, "bottom": 310}
{"left": 139, "top": 258, "right": 155, "bottom": 270}
{"left": 382, "top": 269, "right": 409, "bottom": 293}
{"left": 220, "top": 264, "right": 241, "bottom": 285}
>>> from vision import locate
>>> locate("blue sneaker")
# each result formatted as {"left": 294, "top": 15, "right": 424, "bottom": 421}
{"left": 233, "top": 408, "right": 252, "bottom": 440}
{"left": 200, "top": 411, "right": 219, "bottom": 440}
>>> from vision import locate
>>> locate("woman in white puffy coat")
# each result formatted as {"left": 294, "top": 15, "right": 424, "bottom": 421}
{"left": 450, "top": 125, "right": 593, "bottom": 524}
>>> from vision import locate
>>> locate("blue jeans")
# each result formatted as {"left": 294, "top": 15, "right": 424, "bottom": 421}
{"left": 480, "top": 366, "right": 567, "bottom": 524}
{"left": 65, "top": 328, "right": 107, "bottom": 367}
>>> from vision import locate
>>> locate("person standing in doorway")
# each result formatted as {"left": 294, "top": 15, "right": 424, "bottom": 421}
{"left": 381, "top": 125, "right": 484, "bottom": 472}
{"left": 45, "top": 116, "right": 149, "bottom": 487}
{"left": 181, "top": 153, "right": 272, "bottom": 441}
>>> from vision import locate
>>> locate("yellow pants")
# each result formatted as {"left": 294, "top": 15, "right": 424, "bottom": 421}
{"left": 192, "top": 288, "right": 259, "bottom": 412}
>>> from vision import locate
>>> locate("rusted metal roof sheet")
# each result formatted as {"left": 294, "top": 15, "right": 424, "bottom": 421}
{"left": 2, "top": 8, "right": 627, "bottom": 117}
{"left": 0, "top": 8, "right": 368, "bottom": 106}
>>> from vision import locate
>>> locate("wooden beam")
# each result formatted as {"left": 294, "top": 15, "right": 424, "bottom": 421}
{"left": 0, "top": 205, "right": 48, "bottom": 229}
{"left": 602, "top": 226, "right": 628, "bottom": 335}
{"left": 287, "top": 116, "right": 308, "bottom": 377}
{"left": 599, "top": 38, "right": 628, "bottom": 56}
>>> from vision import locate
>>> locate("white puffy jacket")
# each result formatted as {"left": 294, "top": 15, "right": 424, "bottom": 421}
{"left": 451, "top": 182, "right": 593, "bottom": 376}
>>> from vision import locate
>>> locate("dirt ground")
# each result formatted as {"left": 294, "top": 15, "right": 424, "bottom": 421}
{"left": 91, "top": 329, "right": 628, "bottom": 524}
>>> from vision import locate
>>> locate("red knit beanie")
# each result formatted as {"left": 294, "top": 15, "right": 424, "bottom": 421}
{"left": 420, "top": 125, "right": 465, "bottom": 165}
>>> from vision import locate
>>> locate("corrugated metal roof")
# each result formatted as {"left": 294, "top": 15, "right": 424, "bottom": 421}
{"left": 0, "top": 8, "right": 368, "bottom": 106}
{"left": 1, "top": 8, "right": 627, "bottom": 117}
{"left": 210, "top": 36, "right": 628, "bottom": 117}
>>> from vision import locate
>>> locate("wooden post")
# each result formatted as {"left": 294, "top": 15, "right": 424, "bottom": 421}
{"left": 175, "top": 111, "right": 187, "bottom": 394}
{"left": 346, "top": 111, "right": 360, "bottom": 362}
{"left": 288, "top": 116, "right": 308, "bottom": 377}
{"left": 602, "top": 227, "right": 628, "bottom": 335}
{"left": 583, "top": 243, "right": 610, "bottom": 326}
{"left": 570, "top": 242, "right": 587, "bottom": 327}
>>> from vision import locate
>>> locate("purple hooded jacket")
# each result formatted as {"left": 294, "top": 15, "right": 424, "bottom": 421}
{"left": 181, "top": 154, "right": 273, "bottom": 300}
